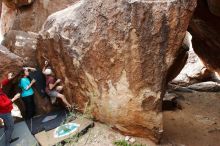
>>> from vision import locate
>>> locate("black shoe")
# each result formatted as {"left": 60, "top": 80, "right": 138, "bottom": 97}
{"left": 10, "top": 137, "right": 19, "bottom": 143}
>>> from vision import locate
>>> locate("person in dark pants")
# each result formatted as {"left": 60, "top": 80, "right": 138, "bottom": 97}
{"left": 0, "top": 73, "right": 21, "bottom": 146}
{"left": 19, "top": 67, "right": 36, "bottom": 119}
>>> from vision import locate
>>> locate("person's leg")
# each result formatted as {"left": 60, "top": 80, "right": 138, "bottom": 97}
{"left": 56, "top": 93, "right": 71, "bottom": 107}
{"left": 28, "top": 95, "right": 36, "bottom": 118}
{"left": 22, "top": 95, "right": 35, "bottom": 119}
{"left": 22, "top": 97, "right": 30, "bottom": 119}
{"left": 25, "top": 95, "right": 35, "bottom": 119}
{"left": 56, "top": 86, "right": 63, "bottom": 92}
{"left": 0, "top": 113, "right": 14, "bottom": 146}
{"left": 48, "top": 90, "right": 57, "bottom": 104}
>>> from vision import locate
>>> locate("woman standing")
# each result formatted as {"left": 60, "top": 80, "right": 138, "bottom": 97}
{"left": 19, "top": 67, "right": 36, "bottom": 119}
{"left": 0, "top": 73, "right": 20, "bottom": 146}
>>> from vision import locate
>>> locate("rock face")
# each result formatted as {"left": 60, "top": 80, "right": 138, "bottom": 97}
{"left": 0, "top": 45, "right": 23, "bottom": 80}
{"left": 1, "top": 0, "right": 78, "bottom": 35}
{"left": 189, "top": 0, "right": 220, "bottom": 76}
{"left": 207, "top": 0, "right": 220, "bottom": 17}
{"left": 166, "top": 31, "right": 191, "bottom": 83}
{"left": 2, "top": 30, "right": 38, "bottom": 66}
{"left": 37, "top": 0, "right": 197, "bottom": 142}
{"left": 172, "top": 37, "right": 212, "bottom": 86}
{"left": 2, "top": 0, "right": 35, "bottom": 8}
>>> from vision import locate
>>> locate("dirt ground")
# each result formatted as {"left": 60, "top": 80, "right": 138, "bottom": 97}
{"left": 69, "top": 123, "right": 155, "bottom": 146}
{"left": 162, "top": 91, "right": 220, "bottom": 146}
{"left": 70, "top": 91, "right": 220, "bottom": 146}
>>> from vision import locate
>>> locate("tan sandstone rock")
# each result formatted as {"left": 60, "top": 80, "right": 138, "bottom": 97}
{"left": 0, "top": 44, "right": 23, "bottom": 80}
{"left": 36, "top": 0, "right": 197, "bottom": 142}
{"left": 2, "top": 30, "right": 39, "bottom": 66}
{"left": 1, "top": 0, "right": 79, "bottom": 35}
{"left": 2, "top": 0, "right": 35, "bottom": 9}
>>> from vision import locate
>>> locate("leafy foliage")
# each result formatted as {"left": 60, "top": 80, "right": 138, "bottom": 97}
{"left": 114, "top": 140, "right": 146, "bottom": 146}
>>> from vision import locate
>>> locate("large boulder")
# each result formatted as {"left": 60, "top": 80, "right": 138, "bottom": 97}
{"left": 1, "top": 0, "right": 79, "bottom": 35}
{"left": 2, "top": 30, "right": 39, "bottom": 66}
{"left": 189, "top": 0, "right": 220, "bottom": 76}
{"left": 36, "top": 0, "right": 197, "bottom": 142}
{"left": 0, "top": 44, "right": 23, "bottom": 80}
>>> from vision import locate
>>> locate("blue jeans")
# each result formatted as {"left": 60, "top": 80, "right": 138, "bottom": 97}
{"left": 0, "top": 113, "right": 14, "bottom": 146}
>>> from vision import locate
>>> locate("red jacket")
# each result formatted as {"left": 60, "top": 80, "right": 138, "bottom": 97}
{"left": 0, "top": 79, "right": 13, "bottom": 114}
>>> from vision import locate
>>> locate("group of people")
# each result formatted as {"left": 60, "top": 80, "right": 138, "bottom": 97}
{"left": 0, "top": 60, "right": 72, "bottom": 146}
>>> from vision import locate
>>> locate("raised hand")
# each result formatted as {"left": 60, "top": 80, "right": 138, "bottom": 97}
{"left": 56, "top": 79, "right": 61, "bottom": 84}
{"left": 45, "top": 60, "right": 49, "bottom": 66}
{"left": 8, "top": 72, "right": 14, "bottom": 80}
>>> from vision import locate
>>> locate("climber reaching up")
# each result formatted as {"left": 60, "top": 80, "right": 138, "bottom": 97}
{"left": 42, "top": 61, "right": 71, "bottom": 109}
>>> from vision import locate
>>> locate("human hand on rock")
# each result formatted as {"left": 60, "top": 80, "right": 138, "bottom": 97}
{"left": 45, "top": 61, "right": 49, "bottom": 66}
{"left": 56, "top": 79, "right": 61, "bottom": 84}
{"left": 8, "top": 72, "right": 14, "bottom": 80}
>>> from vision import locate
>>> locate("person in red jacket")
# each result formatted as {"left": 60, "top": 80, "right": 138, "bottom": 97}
{"left": 0, "top": 73, "right": 20, "bottom": 146}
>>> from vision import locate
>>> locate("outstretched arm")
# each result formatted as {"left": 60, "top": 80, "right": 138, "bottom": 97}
{"left": 24, "top": 67, "right": 37, "bottom": 72}
{"left": 0, "top": 73, "right": 14, "bottom": 88}
{"left": 11, "top": 93, "right": 21, "bottom": 102}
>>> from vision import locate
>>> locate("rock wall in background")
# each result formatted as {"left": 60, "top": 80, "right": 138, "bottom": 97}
{"left": 37, "top": 0, "right": 197, "bottom": 142}
{"left": 189, "top": 0, "right": 220, "bottom": 77}
{"left": 172, "top": 32, "right": 213, "bottom": 86}
{"left": 2, "top": 0, "right": 35, "bottom": 9}
{"left": 0, "top": 44, "right": 23, "bottom": 80}
{"left": 1, "top": 0, "right": 79, "bottom": 35}
{"left": 2, "top": 30, "right": 38, "bottom": 66}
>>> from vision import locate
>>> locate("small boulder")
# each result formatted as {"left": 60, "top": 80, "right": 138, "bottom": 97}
{"left": 187, "top": 81, "right": 220, "bottom": 92}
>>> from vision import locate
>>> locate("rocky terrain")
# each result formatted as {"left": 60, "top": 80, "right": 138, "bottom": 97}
{"left": 0, "top": 0, "right": 220, "bottom": 145}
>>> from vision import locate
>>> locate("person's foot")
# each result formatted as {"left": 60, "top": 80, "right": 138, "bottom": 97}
{"left": 66, "top": 105, "right": 75, "bottom": 112}
{"left": 10, "top": 137, "right": 19, "bottom": 143}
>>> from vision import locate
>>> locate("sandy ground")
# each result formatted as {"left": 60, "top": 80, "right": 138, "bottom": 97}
{"left": 162, "top": 91, "right": 220, "bottom": 146}
{"left": 65, "top": 123, "right": 155, "bottom": 146}
{"left": 68, "top": 91, "right": 220, "bottom": 146}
